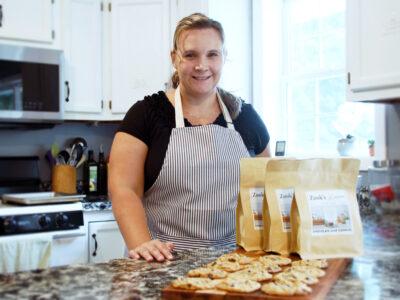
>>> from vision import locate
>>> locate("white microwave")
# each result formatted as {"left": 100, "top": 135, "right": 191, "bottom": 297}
{"left": 0, "top": 44, "right": 64, "bottom": 123}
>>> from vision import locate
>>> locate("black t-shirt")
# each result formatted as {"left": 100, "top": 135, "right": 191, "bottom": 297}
{"left": 118, "top": 91, "right": 270, "bottom": 192}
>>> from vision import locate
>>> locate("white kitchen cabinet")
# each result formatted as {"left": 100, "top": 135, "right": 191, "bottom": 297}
{"left": 346, "top": 0, "right": 400, "bottom": 102}
{"left": 108, "top": 0, "right": 170, "bottom": 115}
{"left": 0, "top": 0, "right": 60, "bottom": 48}
{"left": 88, "top": 220, "right": 125, "bottom": 263}
{"left": 63, "top": 0, "right": 104, "bottom": 118}
{"left": 62, "top": 0, "right": 171, "bottom": 121}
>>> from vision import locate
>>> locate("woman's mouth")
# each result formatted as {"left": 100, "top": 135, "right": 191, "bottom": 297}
{"left": 192, "top": 75, "right": 212, "bottom": 81}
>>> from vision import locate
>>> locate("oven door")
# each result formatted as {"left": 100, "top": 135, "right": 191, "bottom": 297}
{"left": 51, "top": 228, "right": 87, "bottom": 267}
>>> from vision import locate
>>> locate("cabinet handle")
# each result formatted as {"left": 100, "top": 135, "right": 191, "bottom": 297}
{"left": 65, "top": 81, "right": 70, "bottom": 102}
{"left": 0, "top": 5, "right": 3, "bottom": 27}
{"left": 92, "top": 233, "right": 98, "bottom": 256}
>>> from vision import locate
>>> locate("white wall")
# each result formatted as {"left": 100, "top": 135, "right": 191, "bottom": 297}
{"left": 209, "top": 0, "right": 252, "bottom": 102}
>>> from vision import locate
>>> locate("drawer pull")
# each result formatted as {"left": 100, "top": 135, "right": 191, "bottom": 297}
{"left": 92, "top": 233, "right": 98, "bottom": 256}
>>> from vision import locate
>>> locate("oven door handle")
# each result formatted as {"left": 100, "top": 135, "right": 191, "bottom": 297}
{"left": 53, "top": 230, "right": 86, "bottom": 239}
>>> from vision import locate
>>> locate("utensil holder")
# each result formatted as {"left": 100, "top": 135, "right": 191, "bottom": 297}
{"left": 52, "top": 165, "right": 76, "bottom": 194}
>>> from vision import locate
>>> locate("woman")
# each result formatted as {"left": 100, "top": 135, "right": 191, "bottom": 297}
{"left": 109, "top": 13, "right": 270, "bottom": 262}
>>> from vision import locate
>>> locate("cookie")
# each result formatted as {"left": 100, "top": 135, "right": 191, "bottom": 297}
{"left": 274, "top": 271, "right": 319, "bottom": 285}
{"left": 171, "top": 277, "right": 216, "bottom": 290}
{"left": 258, "top": 254, "right": 292, "bottom": 266}
{"left": 261, "top": 280, "right": 312, "bottom": 296}
{"left": 228, "top": 267, "right": 272, "bottom": 282}
{"left": 217, "top": 253, "right": 254, "bottom": 265}
{"left": 284, "top": 266, "right": 326, "bottom": 278}
{"left": 216, "top": 278, "right": 261, "bottom": 293}
{"left": 188, "top": 267, "right": 228, "bottom": 279}
{"left": 292, "top": 259, "right": 328, "bottom": 268}
{"left": 207, "top": 260, "right": 245, "bottom": 272}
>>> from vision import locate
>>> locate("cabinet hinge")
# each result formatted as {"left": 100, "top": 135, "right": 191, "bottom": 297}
{"left": 100, "top": 2, "right": 103, "bottom": 11}
{"left": 52, "top": 30, "right": 55, "bottom": 39}
{"left": 108, "top": 2, "right": 112, "bottom": 12}
{"left": 101, "top": 100, "right": 104, "bottom": 109}
{"left": 347, "top": 72, "right": 351, "bottom": 85}
{"left": 109, "top": 101, "right": 112, "bottom": 110}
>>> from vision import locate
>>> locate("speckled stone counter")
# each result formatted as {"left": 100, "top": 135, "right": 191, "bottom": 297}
{"left": 82, "top": 201, "right": 112, "bottom": 211}
{"left": 1, "top": 213, "right": 399, "bottom": 300}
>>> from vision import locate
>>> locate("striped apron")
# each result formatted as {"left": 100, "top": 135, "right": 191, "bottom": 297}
{"left": 142, "top": 86, "right": 250, "bottom": 250}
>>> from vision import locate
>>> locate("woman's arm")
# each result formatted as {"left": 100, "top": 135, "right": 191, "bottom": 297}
{"left": 256, "top": 143, "right": 271, "bottom": 157}
{"left": 109, "top": 132, "right": 173, "bottom": 261}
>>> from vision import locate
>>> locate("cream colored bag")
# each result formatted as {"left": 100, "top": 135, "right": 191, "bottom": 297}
{"left": 236, "top": 157, "right": 272, "bottom": 251}
{"left": 290, "top": 158, "right": 363, "bottom": 259}
{"left": 263, "top": 159, "right": 300, "bottom": 254}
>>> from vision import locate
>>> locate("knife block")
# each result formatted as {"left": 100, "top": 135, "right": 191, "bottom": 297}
{"left": 52, "top": 165, "right": 76, "bottom": 194}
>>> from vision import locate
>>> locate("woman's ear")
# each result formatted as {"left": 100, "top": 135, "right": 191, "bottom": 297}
{"left": 171, "top": 50, "right": 176, "bottom": 68}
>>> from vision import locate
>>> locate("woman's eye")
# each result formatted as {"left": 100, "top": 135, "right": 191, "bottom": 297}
{"left": 184, "top": 53, "right": 194, "bottom": 58}
{"left": 208, "top": 52, "right": 219, "bottom": 57}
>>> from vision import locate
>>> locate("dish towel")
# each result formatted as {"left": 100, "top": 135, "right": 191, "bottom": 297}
{"left": 0, "top": 234, "right": 52, "bottom": 274}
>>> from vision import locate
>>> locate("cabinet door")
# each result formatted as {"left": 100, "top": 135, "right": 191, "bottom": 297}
{"left": 88, "top": 220, "right": 125, "bottom": 263}
{"left": 0, "top": 0, "right": 53, "bottom": 43}
{"left": 63, "top": 0, "right": 103, "bottom": 116}
{"left": 347, "top": 0, "right": 400, "bottom": 101}
{"left": 109, "top": 0, "right": 170, "bottom": 114}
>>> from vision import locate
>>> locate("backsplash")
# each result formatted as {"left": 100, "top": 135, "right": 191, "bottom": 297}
{"left": 0, "top": 122, "right": 119, "bottom": 182}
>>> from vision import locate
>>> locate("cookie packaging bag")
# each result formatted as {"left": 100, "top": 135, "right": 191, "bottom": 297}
{"left": 263, "top": 159, "right": 299, "bottom": 255}
{"left": 236, "top": 158, "right": 271, "bottom": 251}
{"left": 290, "top": 158, "right": 363, "bottom": 259}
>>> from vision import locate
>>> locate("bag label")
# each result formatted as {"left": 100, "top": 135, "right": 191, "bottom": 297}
{"left": 306, "top": 190, "right": 353, "bottom": 236}
{"left": 275, "top": 188, "right": 294, "bottom": 232}
{"left": 249, "top": 188, "right": 264, "bottom": 230}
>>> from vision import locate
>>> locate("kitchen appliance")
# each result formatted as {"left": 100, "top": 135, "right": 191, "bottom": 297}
{"left": 0, "top": 157, "right": 86, "bottom": 268}
{"left": 0, "top": 44, "right": 64, "bottom": 123}
{"left": 0, "top": 202, "right": 83, "bottom": 236}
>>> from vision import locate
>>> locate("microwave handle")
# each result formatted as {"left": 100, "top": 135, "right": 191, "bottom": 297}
{"left": 65, "top": 81, "right": 70, "bottom": 102}
{"left": 0, "top": 5, "right": 3, "bottom": 27}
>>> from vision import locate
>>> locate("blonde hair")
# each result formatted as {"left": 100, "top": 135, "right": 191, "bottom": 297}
{"left": 171, "top": 13, "right": 242, "bottom": 119}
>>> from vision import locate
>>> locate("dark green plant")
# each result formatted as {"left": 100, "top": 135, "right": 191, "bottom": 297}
{"left": 368, "top": 139, "right": 375, "bottom": 147}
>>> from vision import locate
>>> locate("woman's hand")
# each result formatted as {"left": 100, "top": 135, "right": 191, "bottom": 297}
{"left": 129, "top": 240, "right": 174, "bottom": 262}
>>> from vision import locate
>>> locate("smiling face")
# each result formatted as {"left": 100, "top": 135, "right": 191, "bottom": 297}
{"left": 172, "top": 28, "right": 225, "bottom": 99}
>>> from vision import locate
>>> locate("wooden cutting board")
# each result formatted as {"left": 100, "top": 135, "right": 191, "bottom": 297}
{"left": 162, "top": 249, "right": 350, "bottom": 300}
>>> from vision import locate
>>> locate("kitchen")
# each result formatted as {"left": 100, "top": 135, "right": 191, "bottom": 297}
{"left": 1, "top": 0, "right": 400, "bottom": 299}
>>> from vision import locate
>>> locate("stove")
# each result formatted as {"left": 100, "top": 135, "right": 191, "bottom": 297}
{"left": 0, "top": 202, "right": 83, "bottom": 236}
{"left": 0, "top": 156, "right": 84, "bottom": 236}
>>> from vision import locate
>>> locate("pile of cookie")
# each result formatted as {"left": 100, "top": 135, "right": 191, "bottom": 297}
{"left": 171, "top": 252, "right": 328, "bottom": 296}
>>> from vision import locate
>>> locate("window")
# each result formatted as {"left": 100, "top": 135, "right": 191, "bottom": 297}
{"left": 253, "top": 0, "right": 381, "bottom": 167}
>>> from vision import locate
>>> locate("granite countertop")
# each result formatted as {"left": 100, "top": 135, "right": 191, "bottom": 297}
{"left": 1, "top": 213, "right": 399, "bottom": 300}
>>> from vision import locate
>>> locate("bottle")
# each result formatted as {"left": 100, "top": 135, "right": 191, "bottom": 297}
{"left": 84, "top": 150, "right": 98, "bottom": 198}
{"left": 98, "top": 144, "right": 108, "bottom": 199}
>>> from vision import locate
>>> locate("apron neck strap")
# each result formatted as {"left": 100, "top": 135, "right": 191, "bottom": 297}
{"left": 174, "top": 86, "right": 234, "bottom": 129}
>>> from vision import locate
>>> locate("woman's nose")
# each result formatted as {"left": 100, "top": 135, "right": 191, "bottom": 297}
{"left": 194, "top": 57, "right": 208, "bottom": 71}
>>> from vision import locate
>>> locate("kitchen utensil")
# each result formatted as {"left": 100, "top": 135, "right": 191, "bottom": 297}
{"left": 76, "top": 154, "right": 86, "bottom": 168}
{"left": 51, "top": 142, "right": 59, "bottom": 159}
{"left": 73, "top": 137, "right": 88, "bottom": 153}
{"left": 68, "top": 144, "right": 83, "bottom": 166}
{"left": 45, "top": 150, "right": 56, "bottom": 166}
{"left": 56, "top": 150, "right": 70, "bottom": 165}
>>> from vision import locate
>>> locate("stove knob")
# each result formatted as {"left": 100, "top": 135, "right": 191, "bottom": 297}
{"left": 3, "top": 217, "right": 17, "bottom": 233}
{"left": 55, "top": 213, "right": 68, "bottom": 227}
{"left": 38, "top": 215, "right": 51, "bottom": 229}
